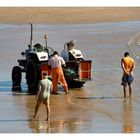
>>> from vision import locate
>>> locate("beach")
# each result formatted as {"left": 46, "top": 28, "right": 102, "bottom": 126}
{"left": 0, "top": 7, "right": 140, "bottom": 24}
{"left": 0, "top": 7, "right": 140, "bottom": 133}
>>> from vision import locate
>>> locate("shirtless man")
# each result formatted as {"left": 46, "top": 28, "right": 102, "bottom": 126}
{"left": 121, "top": 52, "right": 135, "bottom": 98}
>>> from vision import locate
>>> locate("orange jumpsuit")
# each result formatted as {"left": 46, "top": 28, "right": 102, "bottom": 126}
{"left": 48, "top": 54, "right": 68, "bottom": 93}
{"left": 51, "top": 67, "right": 68, "bottom": 93}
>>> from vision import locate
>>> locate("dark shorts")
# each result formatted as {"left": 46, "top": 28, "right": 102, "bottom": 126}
{"left": 121, "top": 74, "right": 134, "bottom": 86}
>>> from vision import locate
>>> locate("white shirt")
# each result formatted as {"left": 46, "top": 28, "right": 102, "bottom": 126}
{"left": 48, "top": 54, "right": 65, "bottom": 68}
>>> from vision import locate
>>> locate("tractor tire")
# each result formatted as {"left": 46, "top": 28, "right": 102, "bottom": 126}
{"left": 26, "top": 59, "right": 41, "bottom": 94}
{"left": 12, "top": 66, "right": 22, "bottom": 91}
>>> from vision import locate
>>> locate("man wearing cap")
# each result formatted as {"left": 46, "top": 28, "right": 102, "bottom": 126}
{"left": 33, "top": 73, "right": 53, "bottom": 121}
{"left": 48, "top": 51, "right": 69, "bottom": 94}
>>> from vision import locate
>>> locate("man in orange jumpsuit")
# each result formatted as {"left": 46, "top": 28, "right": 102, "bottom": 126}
{"left": 48, "top": 51, "right": 69, "bottom": 94}
{"left": 121, "top": 52, "right": 135, "bottom": 98}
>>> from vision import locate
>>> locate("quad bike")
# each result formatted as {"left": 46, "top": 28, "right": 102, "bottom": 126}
{"left": 12, "top": 23, "right": 92, "bottom": 94}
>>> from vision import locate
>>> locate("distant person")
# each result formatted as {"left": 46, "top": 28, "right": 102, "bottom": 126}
{"left": 33, "top": 73, "right": 53, "bottom": 121}
{"left": 48, "top": 51, "right": 69, "bottom": 94}
{"left": 121, "top": 52, "right": 135, "bottom": 98}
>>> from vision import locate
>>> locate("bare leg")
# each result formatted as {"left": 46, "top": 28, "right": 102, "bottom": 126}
{"left": 44, "top": 99, "right": 50, "bottom": 121}
{"left": 123, "top": 86, "right": 127, "bottom": 98}
{"left": 129, "top": 85, "right": 132, "bottom": 98}
{"left": 33, "top": 100, "right": 42, "bottom": 119}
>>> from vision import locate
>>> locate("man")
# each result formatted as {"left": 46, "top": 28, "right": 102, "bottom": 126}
{"left": 33, "top": 73, "right": 53, "bottom": 121}
{"left": 48, "top": 51, "right": 69, "bottom": 94}
{"left": 121, "top": 52, "right": 135, "bottom": 98}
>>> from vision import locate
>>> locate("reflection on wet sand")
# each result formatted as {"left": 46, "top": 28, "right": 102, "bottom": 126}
{"left": 122, "top": 99, "right": 134, "bottom": 133}
{"left": 29, "top": 119, "right": 83, "bottom": 133}
{"left": 29, "top": 120, "right": 50, "bottom": 133}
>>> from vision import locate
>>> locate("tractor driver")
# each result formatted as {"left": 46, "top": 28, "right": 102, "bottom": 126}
{"left": 34, "top": 43, "right": 44, "bottom": 52}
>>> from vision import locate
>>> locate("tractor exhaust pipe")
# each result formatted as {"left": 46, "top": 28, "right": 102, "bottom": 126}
{"left": 29, "top": 23, "right": 33, "bottom": 50}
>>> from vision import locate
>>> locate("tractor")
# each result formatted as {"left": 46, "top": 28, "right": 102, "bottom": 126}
{"left": 12, "top": 23, "right": 92, "bottom": 94}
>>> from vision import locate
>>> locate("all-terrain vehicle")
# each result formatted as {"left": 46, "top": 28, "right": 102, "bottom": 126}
{"left": 12, "top": 23, "right": 92, "bottom": 94}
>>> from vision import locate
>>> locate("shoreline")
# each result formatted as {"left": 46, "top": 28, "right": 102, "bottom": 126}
{"left": 0, "top": 7, "right": 140, "bottom": 24}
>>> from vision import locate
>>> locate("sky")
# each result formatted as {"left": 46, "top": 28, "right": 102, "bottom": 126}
{"left": 0, "top": 0, "right": 140, "bottom": 6}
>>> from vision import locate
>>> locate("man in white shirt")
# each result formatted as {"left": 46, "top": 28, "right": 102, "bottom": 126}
{"left": 48, "top": 51, "right": 69, "bottom": 94}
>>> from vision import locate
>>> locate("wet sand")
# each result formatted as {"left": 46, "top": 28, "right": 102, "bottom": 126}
{"left": 0, "top": 8, "right": 140, "bottom": 133}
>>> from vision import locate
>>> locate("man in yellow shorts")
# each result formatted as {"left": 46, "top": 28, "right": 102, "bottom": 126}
{"left": 121, "top": 52, "right": 135, "bottom": 98}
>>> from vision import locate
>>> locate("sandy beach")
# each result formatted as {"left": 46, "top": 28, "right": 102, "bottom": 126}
{"left": 0, "top": 7, "right": 140, "bottom": 24}
{"left": 0, "top": 7, "right": 140, "bottom": 133}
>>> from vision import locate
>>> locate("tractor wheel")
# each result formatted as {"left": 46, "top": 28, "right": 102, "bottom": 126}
{"left": 12, "top": 66, "right": 22, "bottom": 91}
{"left": 26, "top": 59, "right": 41, "bottom": 94}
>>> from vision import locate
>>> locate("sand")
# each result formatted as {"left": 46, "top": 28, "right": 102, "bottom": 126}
{"left": 0, "top": 7, "right": 140, "bottom": 24}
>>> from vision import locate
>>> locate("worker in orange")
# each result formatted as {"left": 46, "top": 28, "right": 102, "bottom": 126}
{"left": 48, "top": 51, "right": 69, "bottom": 94}
{"left": 121, "top": 52, "right": 135, "bottom": 98}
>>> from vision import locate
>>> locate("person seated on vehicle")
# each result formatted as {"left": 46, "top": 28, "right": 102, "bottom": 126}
{"left": 67, "top": 40, "right": 76, "bottom": 50}
{"left": 34, "top": 43, "right": 44, "bottom": 52}
{"left": 61, "top": 40, "right": 76, "bottom": 61}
